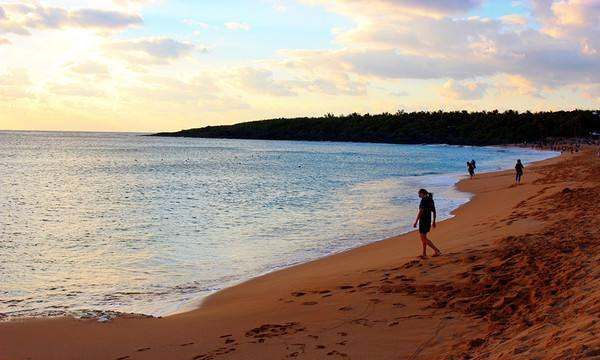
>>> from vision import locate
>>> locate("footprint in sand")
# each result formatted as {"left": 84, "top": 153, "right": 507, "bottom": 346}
{"left": 115, "top": 356, "right": 130, "bottom": 360}
{"left": 136, "top": 347, "right": 151, "bottom": 352}
{"left": 327, "top": 350, "right": 348, "bottom": 357}
{"left": 246, "top": 322, "right": 306, "bottom": 340}
{"left": 338, "top": 306, "right": 353, "bottom": 311}
{"left": 351, "top": 318, "right": 372, "bottom": 327}
{"left": 180, "top": 342, "right": 195, "bottom": 347}
{"left": 302, "top": 301, "right": 318, "bottom": 305}
{"left": 338, "top": 285, "right": 354, "bottom": 290}
{"left": 193, "top": 355, "right": 214, "bottom": 360}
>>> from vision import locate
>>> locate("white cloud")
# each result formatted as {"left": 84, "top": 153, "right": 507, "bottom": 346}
{"left": 234, "top": 67, "right": 295, "bottom": 96}
{"left": 47, "top": 82, "right": 106, "bottom": 98}
{"left": 107, "top": 37, "right": 200, "bottom": 65}
{"left": 284, "top": 0, "right": 600, "bottom": 99}
{"left": 65, "top": 61, "right": 111, "bottom": 80}
{"left": 0, "top": 3, "right": 142, "bottom": 36}
{"left": 224, "top": 22, "right": 251, "bottom": 31}
{"left": 182, "top": 19, "right": 211, "bottom": 28}
{"left": 0, "top": 68, "right": 31, "bottom": 99}
{"left": 440, "top": 79, "right": 488, "bottom": 100}
{"left": 501, "top": 14, "right": 528, "bottom": 25}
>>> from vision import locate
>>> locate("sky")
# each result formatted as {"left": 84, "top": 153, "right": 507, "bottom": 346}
{"left": 0, "top": 0, "right": 599, "bottom": 132}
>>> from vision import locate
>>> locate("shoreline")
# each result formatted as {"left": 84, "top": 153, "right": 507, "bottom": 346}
{"left": 191, "top": 147, "right": 558, "bottom": 311}
{"left": 196, "top": 148, "right": 562, "bottom": 309}
{"left": 3, "top": 148, "right": 597, "bottom": 360}
{"left": 0, "top": 144, "right": 556, "bottom": 322}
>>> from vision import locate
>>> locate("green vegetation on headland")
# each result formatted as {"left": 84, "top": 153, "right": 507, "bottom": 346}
{"left": 152, "top": 110, "right": 600, "bottom": 145}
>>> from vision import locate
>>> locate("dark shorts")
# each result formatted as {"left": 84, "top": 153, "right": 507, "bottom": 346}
{"left": 419, "top": 219, "right": 431, "bottom": 234}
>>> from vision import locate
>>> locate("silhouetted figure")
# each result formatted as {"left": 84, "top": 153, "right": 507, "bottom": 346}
{"left": 467, "top": 161, "right": 475, "bottom": 178}
{"left": 515, "top": 159, "right": 524, "bottom": 184}
{"left": 413, "top": 189, "right": 441, "bottom": 259}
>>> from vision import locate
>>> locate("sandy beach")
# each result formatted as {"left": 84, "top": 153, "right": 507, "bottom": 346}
{"left": 1, "top": 148, "right": 599, "bottom": 360}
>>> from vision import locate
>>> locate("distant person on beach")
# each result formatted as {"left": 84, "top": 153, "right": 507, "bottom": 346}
{"left": 467, "top": 161, "right": 475, "bottom": 178}
{"left": 515, "top": 159, "right": 524, "bottom": 184}
{"left": 413, "top": 189, "right": 442, "bottom": 259}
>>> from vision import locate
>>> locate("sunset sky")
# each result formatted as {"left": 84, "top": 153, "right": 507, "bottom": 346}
{"left": 0, "top": 0, "right": 599, "bottom": 132}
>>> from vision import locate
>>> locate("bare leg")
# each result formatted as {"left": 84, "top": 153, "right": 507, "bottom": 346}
{"left": 419, "top": 233, "right": 428, "bottom": 258}
{"left": 421, "top": 233, "right": 441, "bottom": 256}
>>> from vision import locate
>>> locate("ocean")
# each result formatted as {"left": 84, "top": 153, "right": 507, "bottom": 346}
{"left": 0, "top": 131, "right": 557, "bottom": 319}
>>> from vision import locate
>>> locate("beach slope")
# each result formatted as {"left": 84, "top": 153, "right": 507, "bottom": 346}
{"left": 1, "top": 149, "right": 599, "bottom": 360}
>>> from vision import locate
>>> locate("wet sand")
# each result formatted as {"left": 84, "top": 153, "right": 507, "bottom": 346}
{"left": 1, "top": 149, "right": 599, "bottom": 360}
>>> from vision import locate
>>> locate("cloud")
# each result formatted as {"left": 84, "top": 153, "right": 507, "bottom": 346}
{"left": 0, "top": 3, "right": 142, "bottom": 35}
{"left": 371, "top": 0, "right": 483, "bottom": 13}
{"left": 341, "top": 49, "right": 498, "bottom": 80}
{"left": 123, "top": 74, "right": 250, "bottom": 112}
{"left": 224, "top": 22, "right": 251, "bottom": 31}
{"left": 440, "top": 79, "right": 488, "bottom": 100}
{"left": 581, "top": 84, "right": 600, "bottom": 101}
{"left": 65, "top": 61, "right": 111, "bottom": 80}
{"left": 69, "top": 9, "right": 142, "bottom": 29}
{"left": 228, "top": 64, "right": 367, "bottom": 97}
{"left": 532, "top": 0, "right": 600, "bottom": 53}
{"left": 305, "top": 0, "right": 483, "bottom": 18}
{"left": 282, "top": 0, "right": 600, "bottom": 100}
{"left": 47, "top": 82, "right": 106, "bottom": 98}
{"left": 501, "top": 14, "right": 528, "bottom": 26}
{"left": 497, "top": 74, "right": 545, "bottom": 98}
{"left": 112, "top": 0, "right": 154, "bottom": 6}
{"left": 234, "top": 68, "right": 295, "bottom": 96}
{"left": 107, "top": 37, "right": 199, "bottom": 64}
{"left": 182, "top": 19, "right": 211, "bottom": 28}
{"left": 550, "top": 0, "right": 599, "bottom": 26}
{"left": 0, "top": 68, "right": 31, "bottom": 99}
{"left": 197, "top": 95, "right": 250, "bottom": 112}
{"left": 0, "top": 36, "right": 9, "bottom": 45}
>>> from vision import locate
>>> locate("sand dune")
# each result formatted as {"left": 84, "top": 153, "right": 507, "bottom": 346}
{"left": 1, "top": 149, "right": 599, "bottom": 360}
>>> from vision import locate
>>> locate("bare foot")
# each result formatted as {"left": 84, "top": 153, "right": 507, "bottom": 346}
{"left": 433, "top": 251, "right": 442, "bottom": 257}
{"left": 418, "top": 255, "right": 428, "bottom": 260}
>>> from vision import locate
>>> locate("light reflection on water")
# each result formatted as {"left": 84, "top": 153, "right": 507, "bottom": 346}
{"left": 0, "top": 131, "right": 556, "bottom": 318}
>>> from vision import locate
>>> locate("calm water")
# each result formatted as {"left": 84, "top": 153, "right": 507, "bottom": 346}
{"left": 0, "top": 131, "right": 556, "bottom": 318}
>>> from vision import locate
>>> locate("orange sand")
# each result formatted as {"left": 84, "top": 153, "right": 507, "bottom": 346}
{"left": 1, "top": 149, "right": 599, "bottom": 360}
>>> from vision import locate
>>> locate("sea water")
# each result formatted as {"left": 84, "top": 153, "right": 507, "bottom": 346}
{"left": 0, "top": 131, "right": 557, "bottom": 318}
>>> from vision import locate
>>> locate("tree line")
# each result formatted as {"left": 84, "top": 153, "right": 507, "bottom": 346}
{"left": 152, "top": 110, "right": 600, "bottom": 145}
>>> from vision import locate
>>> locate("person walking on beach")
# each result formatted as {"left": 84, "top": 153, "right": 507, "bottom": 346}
{"left": 515, "top": 159, "right": 524, "bottom": 184}
{"left": 467, "top": 161, "right": 475, "bottom": 178}
{"left": 413, "top": 189, "right": 441, "bottom": 259}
